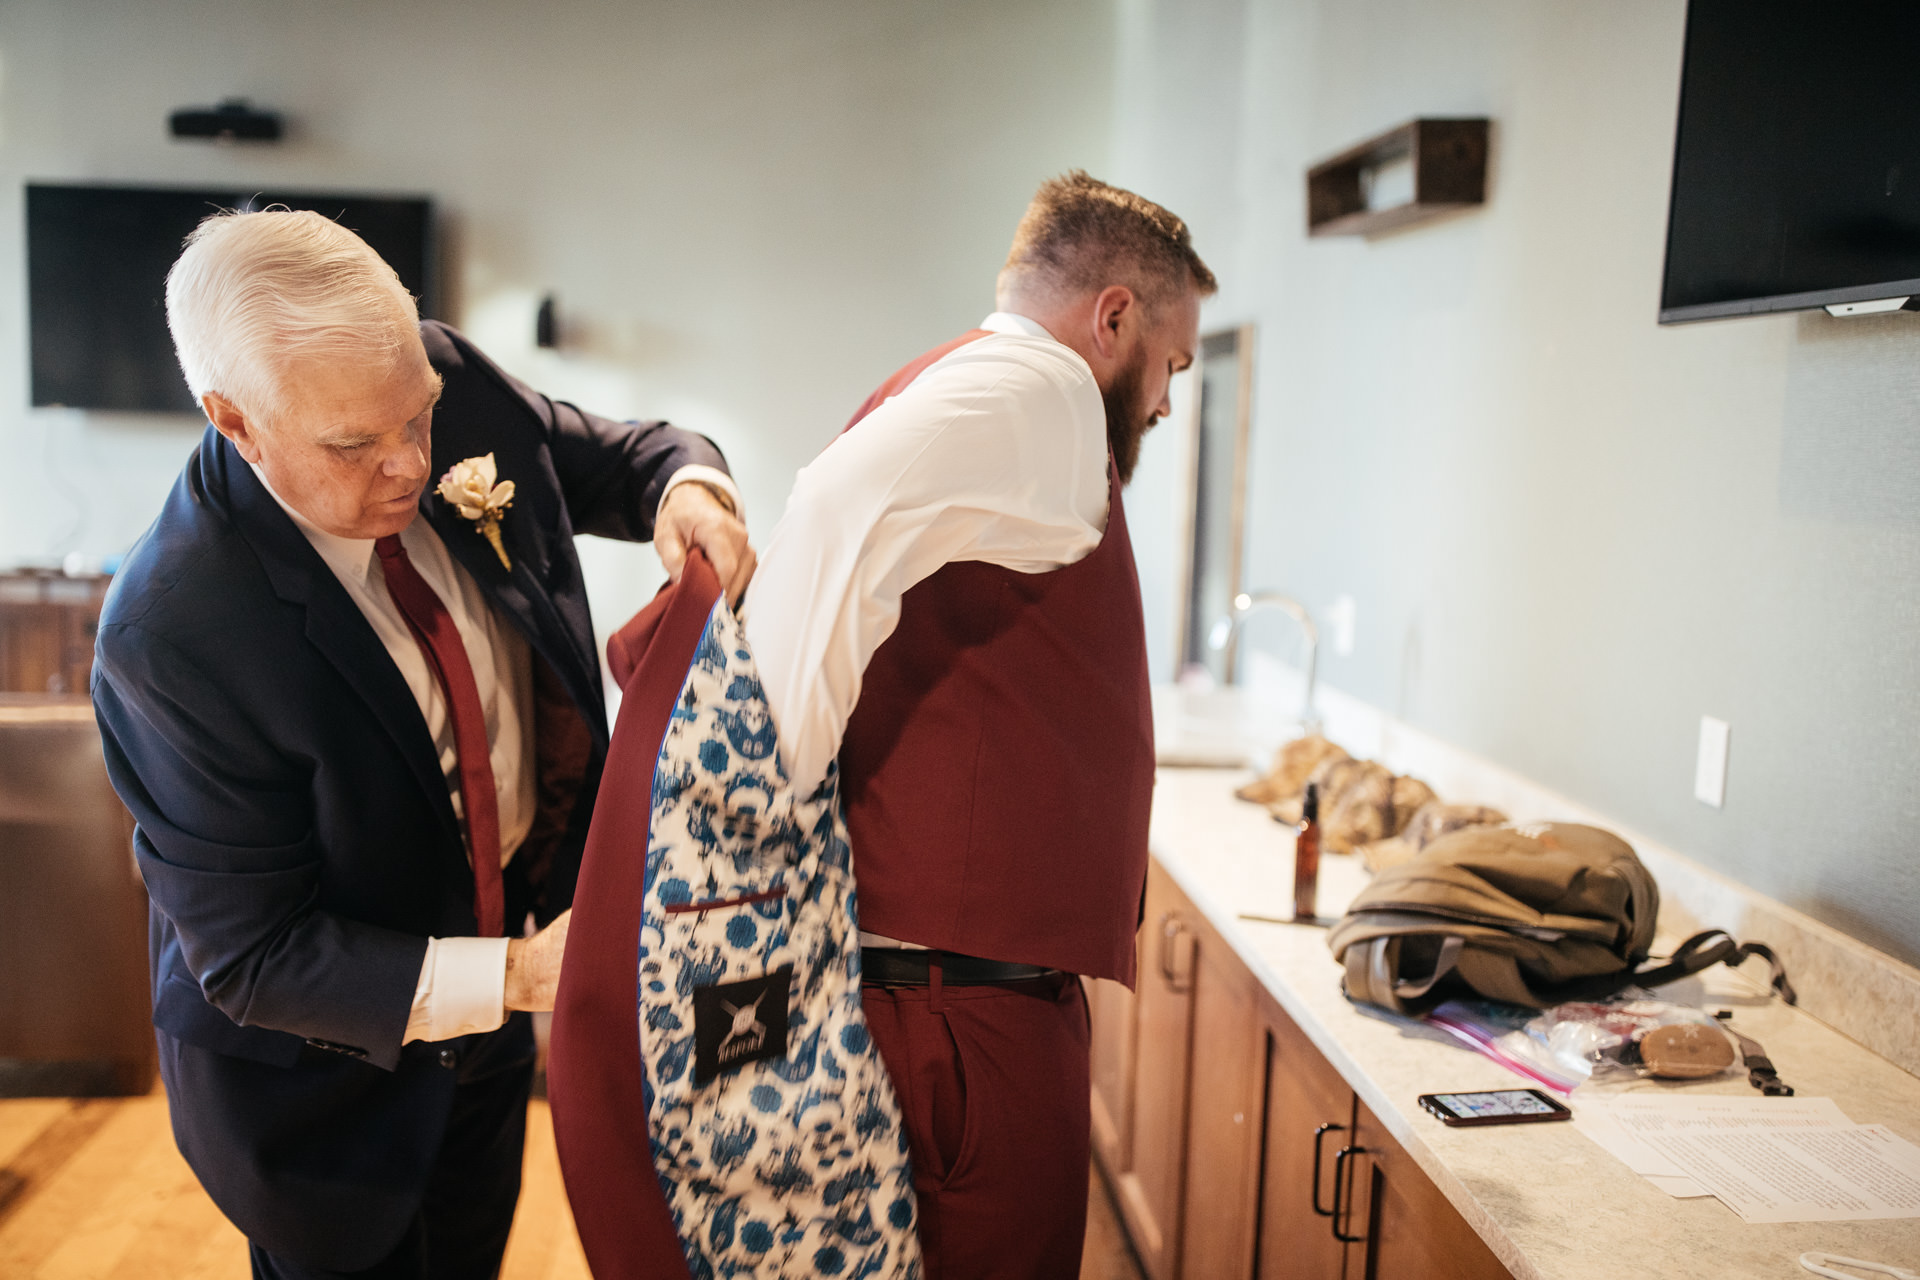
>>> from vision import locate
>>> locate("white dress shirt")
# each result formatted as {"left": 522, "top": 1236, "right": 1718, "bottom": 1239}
{"left": 742, "top": 311, "right": 1111, "bottom": 803}
{"left": 258, "top": 463, "right": 739, "bottom": 1043}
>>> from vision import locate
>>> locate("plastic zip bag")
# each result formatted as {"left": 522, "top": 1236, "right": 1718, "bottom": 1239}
{"left": 1534, "top": 992, "right": 1738, "bottom": 1082}
{"left": 1424, "top": 990, "right": 1740, "bottom": 1091}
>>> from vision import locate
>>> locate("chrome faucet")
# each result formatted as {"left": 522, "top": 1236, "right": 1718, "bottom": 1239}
{"left": 1208, "top": 592, "right": 1321, "bottom": 733}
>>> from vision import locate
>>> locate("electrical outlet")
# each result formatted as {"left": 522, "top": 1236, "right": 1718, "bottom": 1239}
{"left": 1694, "top": 715, "right": 1730, "bottom": 809}
{"left": 1328, "top": 595, "right": 1356, "bottom": 657}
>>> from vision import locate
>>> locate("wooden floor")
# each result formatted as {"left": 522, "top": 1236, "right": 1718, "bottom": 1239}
{"left": 0, "top": 1087, "right": 1144, "bottom": 1279}
{"left": 1080, "top": 1167, "right": 1147, "bottom": 1280}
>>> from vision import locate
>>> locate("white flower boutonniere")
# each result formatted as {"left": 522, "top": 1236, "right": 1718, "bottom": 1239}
{"left": 437, "top": 453, "right": 516, "bottom": 571}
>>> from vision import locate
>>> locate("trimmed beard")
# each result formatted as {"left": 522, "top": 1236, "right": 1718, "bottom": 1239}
{"left": 1102, "top": 354, "right": 1152, "bottom": 485}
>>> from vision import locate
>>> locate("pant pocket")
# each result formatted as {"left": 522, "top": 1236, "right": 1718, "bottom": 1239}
{"left": 928, "top": 1010, "right": 986, "bottom": 1190}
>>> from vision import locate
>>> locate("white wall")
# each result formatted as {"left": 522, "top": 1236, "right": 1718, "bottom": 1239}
{"left": 0, "top": 0, "right": 1114, "bottom": 637}
{"left": 1114, "top": 0, "right": 1920, "bottom": 967}
{"left": 15, "top": 0, "right": 1912, "bottom": 969}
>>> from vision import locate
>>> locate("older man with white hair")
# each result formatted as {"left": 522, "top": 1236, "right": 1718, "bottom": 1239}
{"left": 92, "top": 208, "right": 751, "bottom": 1279}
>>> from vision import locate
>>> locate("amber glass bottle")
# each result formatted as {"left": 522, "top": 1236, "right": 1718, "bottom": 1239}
{"left": 1293, "top": 782, "right": 1322, "bottom": 922}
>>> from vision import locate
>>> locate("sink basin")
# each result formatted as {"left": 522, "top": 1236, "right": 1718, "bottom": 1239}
{"left": 1153, "top": 684, "right": 1288, "bottom": 769}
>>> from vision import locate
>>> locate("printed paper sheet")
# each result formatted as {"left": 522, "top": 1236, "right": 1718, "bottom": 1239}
{"left": 1575, "top": 1094, "right": 1920, "bottom": 1224}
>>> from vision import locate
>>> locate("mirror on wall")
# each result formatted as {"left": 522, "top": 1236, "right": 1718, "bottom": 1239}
{"left": 1177, "top": 325, "right": 1254, "bottom": 684}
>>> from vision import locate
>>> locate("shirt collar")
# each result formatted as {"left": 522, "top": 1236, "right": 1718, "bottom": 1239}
{"left": 248, "top": 462, "right": 379, "bottom": 588}
{"left": 980, "top": 311, "right": 1059, "bottom": 342}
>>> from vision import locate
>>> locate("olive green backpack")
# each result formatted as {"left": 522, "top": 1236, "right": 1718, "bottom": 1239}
{"left": 1327, "top": 823, "right": 1793, "bottom": 1014}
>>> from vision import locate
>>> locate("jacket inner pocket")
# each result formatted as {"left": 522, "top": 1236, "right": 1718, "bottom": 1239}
{"left": 662, "top": 885, "right": 788, "bottom": 915}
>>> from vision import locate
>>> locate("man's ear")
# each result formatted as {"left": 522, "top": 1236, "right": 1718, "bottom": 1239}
{"left": 203, "top": 392, "right": 265, "bottom": 464}
{"left": 1089, "top": 285, "right": 1138, "bottom": 361}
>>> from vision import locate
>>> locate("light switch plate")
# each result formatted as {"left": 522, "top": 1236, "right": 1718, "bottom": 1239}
{"left": 1695, "top": 715, "right": 1730, "bottom": 809}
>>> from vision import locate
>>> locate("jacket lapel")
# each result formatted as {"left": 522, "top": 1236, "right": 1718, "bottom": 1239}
{"left": 212, "top": 437, "right": 462, "bottom": 844}
{"left": 422, "top": 466, "right": 606, "bottom": 741}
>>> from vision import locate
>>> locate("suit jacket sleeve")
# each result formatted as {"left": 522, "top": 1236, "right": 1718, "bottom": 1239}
{"left": 94, "top": 621, "right": 427, "bottom": 1070}
{"left": 423, "top": 321, "right": 730, "bottom": 543}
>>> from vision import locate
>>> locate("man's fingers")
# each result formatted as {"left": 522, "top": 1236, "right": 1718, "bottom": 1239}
{"left": 530, "top": 910, "right": 569, "bottom": 969}
{"left": 685, "top": 514, "right": 752, "bottom": 598}
{"left": 658, "top": 482, "right": 754, "bottom": 595}
{"left": 697, "top": 529, "right": 739, "bottom": 589}
{"left": 656, "top": 524, "right": 688, "bottom": 582}
{"left": 725, "top": 545, "right": 758, "bottom": 608}
{"left": 658, "top": 484, "right": 739, "bottom": 583}
{"left": 505, "top": 910, "right": 573, "bottom": 1012}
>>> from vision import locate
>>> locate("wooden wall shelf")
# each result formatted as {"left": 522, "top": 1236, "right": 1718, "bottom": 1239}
{"left": 1306, "top": 117, "right": 1488, "bottom": 237}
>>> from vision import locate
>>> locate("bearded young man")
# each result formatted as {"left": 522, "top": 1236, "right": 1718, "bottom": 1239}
{"left": 742, "top": 172, "right": 1215, "bottom": 1278}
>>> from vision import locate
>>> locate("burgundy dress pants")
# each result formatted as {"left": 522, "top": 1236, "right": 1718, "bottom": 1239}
{"left": 861, "top": 974, "right": 1090, "bottom": 1280}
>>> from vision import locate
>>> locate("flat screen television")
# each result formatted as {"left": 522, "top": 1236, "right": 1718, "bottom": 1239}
{"left": 27, "top": 184, "right": 436, "bottom": 412}
{"left": 1659, "top": 0, "right": 1920, "bottom": 323}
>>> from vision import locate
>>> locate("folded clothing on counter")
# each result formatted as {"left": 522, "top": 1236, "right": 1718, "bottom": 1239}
{"left": 1235, "top": 733, "right": 1504, "bottom": 866}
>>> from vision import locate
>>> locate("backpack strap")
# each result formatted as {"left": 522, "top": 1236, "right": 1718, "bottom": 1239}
{"left": 1718, "top": 1019, "right": 1796, "bottom": 1096}
{"left": 1344, "top": 935, "right": 1465, "bottom": 1014}
{"left": 1630, "top": 930, "right": 1797, "bottom": 1003}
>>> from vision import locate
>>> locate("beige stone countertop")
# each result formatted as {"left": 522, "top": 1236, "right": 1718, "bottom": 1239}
{"left": 1149, "top": 767, "right": 1920, "bottom": 1280}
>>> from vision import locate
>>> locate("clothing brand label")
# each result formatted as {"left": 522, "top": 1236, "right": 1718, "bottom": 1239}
{"left": 691, "top": 967, "right": 792, "bottom": 1085}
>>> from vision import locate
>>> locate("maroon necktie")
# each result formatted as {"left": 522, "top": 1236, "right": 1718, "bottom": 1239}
{"left": 375, "top": 534, "right": 505, "bottom": 937}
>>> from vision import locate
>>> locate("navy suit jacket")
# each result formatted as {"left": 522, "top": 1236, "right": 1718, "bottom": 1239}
{"left": 92, "top": 321, "right": 728, "bottom": 1268}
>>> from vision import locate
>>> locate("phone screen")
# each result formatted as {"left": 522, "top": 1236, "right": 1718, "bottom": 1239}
{"left": 1432, "top": 1090, "right": 1559, "bottom": 1119}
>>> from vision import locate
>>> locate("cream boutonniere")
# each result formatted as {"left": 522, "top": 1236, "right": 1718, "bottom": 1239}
{"left": 437, "top": 453, "right": 516, "bottom": 571}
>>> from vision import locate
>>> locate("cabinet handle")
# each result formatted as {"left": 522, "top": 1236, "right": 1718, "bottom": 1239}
{"left": 1329, "top": 1145, "right": 1370, "bottom": 1244}
{"left": 1310, "top": 1122, "right": 1346, "bottom": 1216}
{"left": 1159, "top": 915, "right": 1194, "bottom": 993}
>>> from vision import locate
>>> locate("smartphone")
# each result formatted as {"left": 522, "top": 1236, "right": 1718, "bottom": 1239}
{"left": 1418, "top": 1089, "right": 1572, "bottom": 1127}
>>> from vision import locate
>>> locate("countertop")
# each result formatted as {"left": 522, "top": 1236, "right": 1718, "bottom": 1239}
{"left": 1148, "top": 767, "right": 1920, "bottom": 1279}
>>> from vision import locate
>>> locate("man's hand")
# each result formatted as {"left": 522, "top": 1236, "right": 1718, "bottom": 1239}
{"left": 504, "top": 909, "right": 570, "bottom": 1012}
{"left": 656, "top": 482, "right": 755, "bottom": 605}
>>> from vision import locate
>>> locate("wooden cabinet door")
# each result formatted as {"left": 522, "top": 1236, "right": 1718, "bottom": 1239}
{"left": 1088, "top": 972, "right": 1139, "bottom": 1176}
{"left": 1342, "top": 1100, "right": 1513, "bottom": 1280}
{"left": 1177, "top": 928, "right": 1263, "bottom": 1280}
{"left": 1254, "top": 997, "right": 1356, "bottom": 1280}
{"left": 1098, "top": 856, "right": 1518, "bottom": 1280}
{"left": 1113, "top": 859, "right": 1199, "bottom": 1280}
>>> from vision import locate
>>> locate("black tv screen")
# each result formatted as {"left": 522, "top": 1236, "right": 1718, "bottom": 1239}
{"left": 1659, "top": 0, "right": 1920, "bottom": 323}
{"left": 27, "top": 184, "right": 436, "bottom": 412}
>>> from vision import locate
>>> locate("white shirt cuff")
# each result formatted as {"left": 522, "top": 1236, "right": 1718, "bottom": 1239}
{"left": 403, "top": 935, "right": 512, "bottom": 1043}
{"left": 658, "top": 464, "right": 742, "bottom": 519}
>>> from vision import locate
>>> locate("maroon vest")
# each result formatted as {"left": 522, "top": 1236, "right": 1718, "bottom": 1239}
{"left": 837, "top": 330, "right": 1154, "bottom": 986}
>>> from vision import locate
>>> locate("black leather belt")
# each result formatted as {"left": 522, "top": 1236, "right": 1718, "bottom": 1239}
{"left": 860, "top": 948, "right": 1062, "bottom": 988}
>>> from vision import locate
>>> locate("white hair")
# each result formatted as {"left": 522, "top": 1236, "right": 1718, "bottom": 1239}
{"left": 165, "top": 208, "right": 422, "bottom": 425}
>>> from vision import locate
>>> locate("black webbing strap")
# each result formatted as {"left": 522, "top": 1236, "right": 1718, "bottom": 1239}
{"left": 1630, "top": 930, "right": 1797, "bottom": 1004}
{"left": 1717, "top": 1014, "right": 1796, "bottom": 1096}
